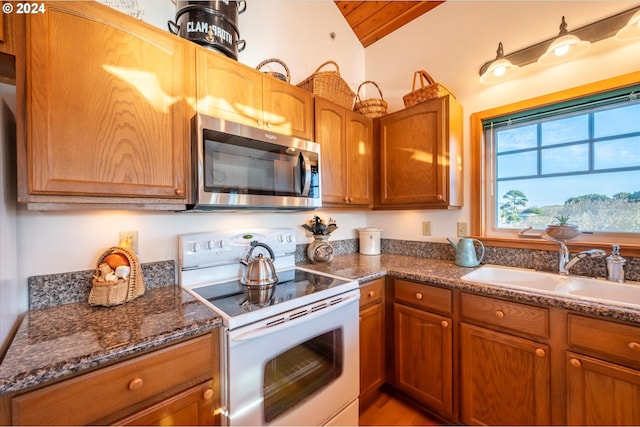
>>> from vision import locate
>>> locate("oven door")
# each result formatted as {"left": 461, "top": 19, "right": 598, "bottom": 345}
{"left": 223, "top": 290, "right": 359, "bottom": 426}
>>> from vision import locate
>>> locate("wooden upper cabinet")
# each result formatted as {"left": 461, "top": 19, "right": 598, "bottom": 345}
{"left": 315, "top": 97, "right": 372, "bottom": 207}
{"left": 21, "top": 1, "right": 192, "bottom": 205}
{"left": 196, "top": 48, "right": 314, "bottom": 140}
{"left": 376, "top": 95, "right": 462, "bottom": 209}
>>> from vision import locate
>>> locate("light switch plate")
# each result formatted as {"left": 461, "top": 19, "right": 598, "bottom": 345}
{"left": 422, "top": 221, "right": 431, "bottom": 236}
{"left": 457, "top": 222, "right": 468, "bottom": 237}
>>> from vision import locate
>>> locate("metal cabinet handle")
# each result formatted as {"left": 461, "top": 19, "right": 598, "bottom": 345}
{"left": 569, "top": 358, "right": 582, "bottom": 368}
{"left": 495, "top": 310, "right": 505, "bottom": 319}
{"left": 128, "top": 377, "right": 144, "bottom": 391}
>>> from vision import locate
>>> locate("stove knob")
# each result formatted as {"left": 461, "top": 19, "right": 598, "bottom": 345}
{"left": 192, "top": 242, "right": 202, "bottom": 253}
{"left": 205, "top": 240, "right": 215, "bottom": 250}
{"left": 287, "top": 234, "right": 295, "bottom": 243}
{"left": 218, "top": 240, "right": 226, "bottom": 248}
{"left": 277, "top": 234, "right": 284, "bottom": 243}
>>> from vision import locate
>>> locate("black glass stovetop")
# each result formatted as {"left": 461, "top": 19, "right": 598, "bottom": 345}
{"left": 189, "top": 268, "right": 352, "bottom": 318}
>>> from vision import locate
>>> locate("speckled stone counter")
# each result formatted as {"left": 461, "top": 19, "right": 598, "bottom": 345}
{"left": 0, "top": 285, "right": 221, "bottom": 396}
{"left": 300, "top": 253, "right": 640, "bottom": 325}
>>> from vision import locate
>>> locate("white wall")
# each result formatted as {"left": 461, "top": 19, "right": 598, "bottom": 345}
{"left": 363, "top": 1, "right": 640, "bottom": 241}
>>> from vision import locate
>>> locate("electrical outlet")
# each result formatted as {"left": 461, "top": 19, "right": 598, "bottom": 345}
{"left": 457, "top": 222, "right": 469, "bottom": 237}
{"left": 422, "top": 221, "right": 431, "bottom": 236}
{"left": 119, "top": 231, "right": 139, "bottom": 253}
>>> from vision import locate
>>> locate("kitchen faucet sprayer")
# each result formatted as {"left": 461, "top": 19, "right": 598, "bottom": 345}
{"left": 542, "top": 235, "right": 606, "bottom": 275}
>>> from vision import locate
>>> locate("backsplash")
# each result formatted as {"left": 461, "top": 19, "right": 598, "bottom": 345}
{"left": 29, "top": 238, "right": 639, "bottom": 311}
{"left": 28, "top": 261, "right": 176, "bottom": 310}
{"left": 298, "top": 238, "right": 640, "bottom": 282}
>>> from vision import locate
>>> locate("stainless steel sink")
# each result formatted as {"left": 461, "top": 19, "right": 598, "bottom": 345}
{"left": 462, "top": 264, "right": 640, "bottom": 309}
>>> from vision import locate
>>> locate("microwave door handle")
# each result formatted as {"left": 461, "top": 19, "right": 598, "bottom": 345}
{"left": 299, "top": 152, "right": 312, "bottom": 196}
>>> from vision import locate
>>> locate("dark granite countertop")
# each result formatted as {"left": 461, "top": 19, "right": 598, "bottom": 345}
{"left": 300, "top": 253, "right": 640, "bottom": 325}
{"left": 0, "top": 285, "right": 221, "bottom": 396}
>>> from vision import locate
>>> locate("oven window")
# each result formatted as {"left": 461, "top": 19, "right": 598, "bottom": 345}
{"left": 263, "top": 328, "right": 343, "bottom": 423}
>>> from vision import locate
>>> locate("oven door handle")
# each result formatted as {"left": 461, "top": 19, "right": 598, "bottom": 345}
{"left": 230, "top": 292, "right": 359, "bottom": 342}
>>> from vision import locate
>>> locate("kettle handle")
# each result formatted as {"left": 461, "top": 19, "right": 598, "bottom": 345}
{"left": 249, "top": 241, "right": 275, "bottom": 260}
{"left": 472, "top": 239, "right": 485, "bottom": 264}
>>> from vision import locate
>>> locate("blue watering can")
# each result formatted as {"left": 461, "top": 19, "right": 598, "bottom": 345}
{"left": 447, "top": 238, "right": 485, "bottom": 267}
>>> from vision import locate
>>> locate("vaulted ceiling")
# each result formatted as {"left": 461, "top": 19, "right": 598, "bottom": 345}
{"left": 334, "top": 1, "right": 445, "bottom": 47}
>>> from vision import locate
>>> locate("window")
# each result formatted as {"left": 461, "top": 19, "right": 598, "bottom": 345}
{"left": 471, "top": 73, "right": 640, "bottom": 247}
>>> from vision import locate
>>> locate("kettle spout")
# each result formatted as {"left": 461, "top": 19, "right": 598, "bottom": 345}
{"left": 447, "top": 238, "right": 458, "bottom": 251}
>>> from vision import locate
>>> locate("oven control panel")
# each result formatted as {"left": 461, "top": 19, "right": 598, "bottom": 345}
{"left": 179, "top": 228, "right": 297, "bottom": 270}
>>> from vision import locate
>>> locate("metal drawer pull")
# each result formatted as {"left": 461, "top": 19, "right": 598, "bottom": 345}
{"left": 415, "top": 292, "right": 423, "bottom": 300}
{"left": 535, "top": 348, "right": 546, "bottom": 358}
{"left": 495, "top": 310, "right": 505, "bottom": 319}
{"left": 441, "top": 320, "right": 449, "bottom": 328}
{"left": 128, "top": 377, "right": 144, "bottom": 391}
{"left": 569, "top": 358, "right": 582, "bottom": 368}
{"left": 628, "top": 342, "right": 640, "bottom": 352}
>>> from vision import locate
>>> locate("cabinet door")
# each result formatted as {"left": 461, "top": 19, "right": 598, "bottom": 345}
{"left": 25, "top": 2, "right": 189, "bottom": 200}
{"left": 116, "top": 380, "right": 218, "bottom": 426}
{"left": 567, "top": 352, "right": 640, "bottom": 425}
{"left": 460, "top": 323, "right": 550, "bottom": 426}
{"left": 196, "top": 48, "right": 263, "bottom": 128}
{"left": 315, "top": 98, "right": 347, "bottom": 204}
{"left": 345, "top": 111, "right": 372, "bottom": 206}
{"left": 262, "top": 76, "right": 314, "bottom": 140}
{"left": 394, "top": 303, "right": 453, "bottom": 417}
{"left": 377, "top": 96, "right": 462, "bottom": 208}
{"left": 360, "top": 302, "right": 385, "bottom": 411}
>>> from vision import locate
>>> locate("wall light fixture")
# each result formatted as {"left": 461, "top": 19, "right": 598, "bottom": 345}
{"left": 616, "top": 9, "right": 640, "bottom": 41}
{"left": 538, "top": 16, "right": 591, "bottom": 65}
{"left": 479, "top": 6, "right": 640, "bottom": 84}
{"left": 479, "top": 42, "right": 519, "bottom": 84}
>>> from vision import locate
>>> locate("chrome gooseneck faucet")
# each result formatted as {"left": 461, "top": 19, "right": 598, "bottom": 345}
{"left": 542, "top": 235, "right": 606, "bottom": 275}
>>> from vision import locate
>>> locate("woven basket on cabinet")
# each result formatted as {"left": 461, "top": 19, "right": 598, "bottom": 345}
{"left": 296, "top": 60, "right": 356, "bottom": 109}
{"left": 353, "top": 80, "right": 388, "bottom": 118}
{"left": 402, "top": 70, "right": 455, "bottom": 108}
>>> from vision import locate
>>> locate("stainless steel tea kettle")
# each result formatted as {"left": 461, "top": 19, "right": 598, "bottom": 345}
{"left": 240, "top": 242, "right": 278, "bottom": 286}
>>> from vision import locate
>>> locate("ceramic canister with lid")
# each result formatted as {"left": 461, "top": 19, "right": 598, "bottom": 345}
{"left": 358, "top": 227, "right": 382, "bottom": 255}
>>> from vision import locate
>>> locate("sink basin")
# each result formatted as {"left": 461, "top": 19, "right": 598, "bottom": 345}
{"left": 462, "top": 265, "right": 640, "bottom": 309}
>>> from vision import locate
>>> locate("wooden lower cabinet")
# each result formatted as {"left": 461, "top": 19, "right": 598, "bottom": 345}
{"left": 9, "top": 333, "right": 218, "bottom": 426}
{"left": 393, "top": 303, "right": 453, "bottom": 418}
{"left": 566, "top": 352, "right": 640, "bottom": 425}
{"left": 359, "top": 279, "right": 385, "bottom": 411}
{"left": 460, "top": 323, "right": 551, "bottom": 425}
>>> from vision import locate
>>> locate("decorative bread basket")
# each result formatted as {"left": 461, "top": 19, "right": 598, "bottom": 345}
{"left": 256, "top": 58, "right": 291, "bottom": 83}
{"left": 89, "top": 245, "right": 145, "bottom": 307}
{"left": 353, "top": 80, "right": 388, "bottom": 118}
{"left": 403, "top": 70, "right": 456, "bottom": 108}
{"left": 297, "top": 60, "right": 356, "bottom": 109}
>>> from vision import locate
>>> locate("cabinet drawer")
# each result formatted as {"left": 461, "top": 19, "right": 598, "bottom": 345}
{"left": 394, "top": 279, "right": 451, "bottom": 314}
{"left": 12, "top": 334, "right": 214, "bottom": 426}
{"left": 568, "top": 314, "right": 640, "bottom": 368}
{"left": 461, "top": 293, "right": 549, "bottom": 339}
{"left": 360, "top": 278, "right": 384, "bottom": 308}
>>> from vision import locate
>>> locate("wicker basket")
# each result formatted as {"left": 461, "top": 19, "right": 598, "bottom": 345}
{"left": 402, "top": 70, "right": 456, "bottom": 108}
{"left": 296, "top": 60, "right": 356, "bottom": 109}
{"left": 256, "top": 58, "right": 291, "bottom": 83}
{"left": 353, "top": 80, "right": 388, "bottom": 118}
{"left": 89, "top": 246, "right": 145, "bottom": 307}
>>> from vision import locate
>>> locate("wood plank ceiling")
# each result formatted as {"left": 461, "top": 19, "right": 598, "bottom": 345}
{"left": 334, "top": 1, "right": 445, "bottom": 47}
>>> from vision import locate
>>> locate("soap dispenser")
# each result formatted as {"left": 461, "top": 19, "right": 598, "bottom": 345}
{"left": 606, "top": 244, "right": 626, "bottom": 283}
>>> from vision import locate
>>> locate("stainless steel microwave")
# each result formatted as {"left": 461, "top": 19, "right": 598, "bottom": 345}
{"left": 188, "top": 114, "right": 321, "bottom": 211}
